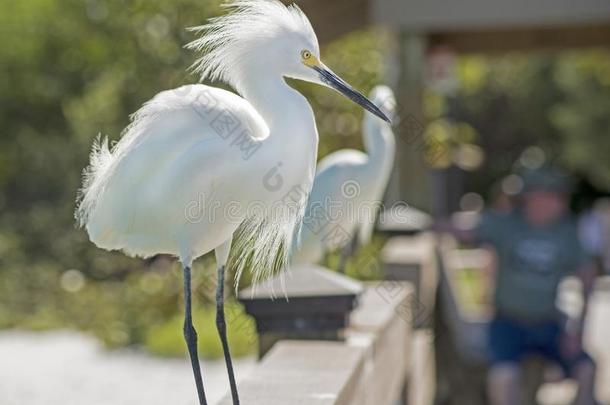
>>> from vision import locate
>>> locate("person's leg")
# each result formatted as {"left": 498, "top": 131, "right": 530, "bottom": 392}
{"left": 572, "top": 357, "right": 597, "bottom": 405}
{"left": 535, "top": 322, "right": 598, "bottom": 405}
{"left": 337, "top": 232, "right": 358, "bottom": 274}
{"left": 488, "top": 362, "right": 523, "bottom": 405}
{"left": 488, "top": 316, "right": 526, "bottom": 405}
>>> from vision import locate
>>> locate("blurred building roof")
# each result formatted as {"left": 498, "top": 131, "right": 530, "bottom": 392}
{"left": 288, "top": 0, "right": 368, "bottom": 43}
{"left": 293, "top": 0, "right": 610, "bottom": 51}
{"left": 372, "top": 0, "right": 610, "bottom": 31}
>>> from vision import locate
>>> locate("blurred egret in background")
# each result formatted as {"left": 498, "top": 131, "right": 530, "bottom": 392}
{"left": 75, "top": 1, "right": 389, "bottom": 404}
{"left": 293, "top": 85, "right": 396, "bottom": 271}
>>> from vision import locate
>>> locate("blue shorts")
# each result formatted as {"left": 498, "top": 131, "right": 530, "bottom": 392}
{"left": 489, "top": 315, "right": 593, "bottom": 377}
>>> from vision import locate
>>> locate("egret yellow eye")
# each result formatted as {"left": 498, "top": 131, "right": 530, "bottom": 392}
{"left": 301, "top": 50, "right": 312, "bottom": 60}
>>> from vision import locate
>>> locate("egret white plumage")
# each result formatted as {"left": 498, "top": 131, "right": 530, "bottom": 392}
{"left": 75, "top": 1, "right": 389, "bottom": 404}
{"left": 292, "top": 85, "right": 396, "bottom": 270}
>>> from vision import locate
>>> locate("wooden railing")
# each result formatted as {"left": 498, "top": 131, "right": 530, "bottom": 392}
{"left": 381, "top": 232, "right": 439, "bottom": 328}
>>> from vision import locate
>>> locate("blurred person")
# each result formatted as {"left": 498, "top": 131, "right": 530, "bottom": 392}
{"left": 443, "top": 167, "right": 599, "bottom": 405}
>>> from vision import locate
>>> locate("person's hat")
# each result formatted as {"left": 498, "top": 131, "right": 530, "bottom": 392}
{"left": 520, "top": 166, "right": 571, "bottom": 194}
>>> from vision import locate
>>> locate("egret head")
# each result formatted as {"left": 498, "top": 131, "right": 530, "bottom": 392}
{"left": 188, "top": 0, "right": 390, "bottom": 123}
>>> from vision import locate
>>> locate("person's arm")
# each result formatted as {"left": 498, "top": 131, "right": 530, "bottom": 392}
{"left": 434, "top": 210, "right": 505, "bottom": 246}
{"left": 562, "top": 262, "right": 597, "bottom": 358}
{"left": 567, "top": 262, "right": 597, "bottom": 335}
{"left": 432, "top": 217, "right": 478, "bottom": 244}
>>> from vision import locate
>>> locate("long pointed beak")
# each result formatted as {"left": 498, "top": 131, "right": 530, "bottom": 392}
{"left": 312, "top": 64, "right": 391, "bottom": 123}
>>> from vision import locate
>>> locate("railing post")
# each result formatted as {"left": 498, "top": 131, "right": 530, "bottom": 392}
{"left": 378, "top": 209, "right": 438, "bottom": 405}
{"left": 239, "top": 265, "right": 363, "bottom": 358}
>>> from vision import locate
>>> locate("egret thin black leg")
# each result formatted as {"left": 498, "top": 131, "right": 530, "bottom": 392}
{"left": 216, "top": 265, "right": 240, "bottom": 405}
{"left": 183, "top": 266, "right": 208, "bottom": 405}
{"left": 337, "top": 232, "right": 358, "bottom": 274}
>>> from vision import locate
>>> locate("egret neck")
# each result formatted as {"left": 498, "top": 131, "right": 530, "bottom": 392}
{"left": 363, "top": 114, "right": 395, "bottom": 178}
{"left": 240, "top": 75, "right": 319, "bottom": 196}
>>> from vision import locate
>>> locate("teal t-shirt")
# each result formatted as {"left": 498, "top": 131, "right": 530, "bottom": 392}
{"left": 476, "top": 210, "right": 588, "bottom": 321}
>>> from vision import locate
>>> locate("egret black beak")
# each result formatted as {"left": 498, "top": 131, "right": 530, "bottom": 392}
{"left": 312, "top": 65, "right": 391, "bottom": 123}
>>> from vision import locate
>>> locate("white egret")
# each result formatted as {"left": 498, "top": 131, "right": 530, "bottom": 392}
{"left": 292, "top": 85, "right": 396, "bottom": 270}
{"left": 75, "top": 1, "right": 389, "bottom": 404}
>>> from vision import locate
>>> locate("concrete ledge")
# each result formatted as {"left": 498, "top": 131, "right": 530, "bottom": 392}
{"left": 381, "top": 232, "right": 438, "bottom": 327}
{"left": 217, "top": 282, "right": 413, "bottom": 405}
{"left": 437, "top": 238, "right": 492, "bottom": 364}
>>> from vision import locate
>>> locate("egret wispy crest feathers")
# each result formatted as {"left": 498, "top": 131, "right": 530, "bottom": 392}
{"left": 187, "top": 0, "right": 318, "bottom": 93}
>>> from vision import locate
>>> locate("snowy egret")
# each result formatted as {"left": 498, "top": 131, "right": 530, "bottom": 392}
{"left": 75, "top": 1, "right": 389, "bottom": 404}
{"left": 292, "top": 85, "right": 396, "bottom": 270}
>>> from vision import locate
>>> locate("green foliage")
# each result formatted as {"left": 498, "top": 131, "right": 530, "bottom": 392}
{"left": 447, "top": 50, "right": 610, "bottom": 194}
{"left": 323, "top": 235, "right": 386, "bottom": 280}
{"left": 454, "top": 266, "right": 489, "bottom": 315}
{"left": 551, "top": 51, "right": 610, "bottom": 189}
{"left": 144, "top": 300, "right": 257, "bottom": 359}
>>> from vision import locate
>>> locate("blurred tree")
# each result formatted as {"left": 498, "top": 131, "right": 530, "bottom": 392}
{"left": 551, "top": 50, "right": 610, "bottom": 190}
{"left": 447, "top": 50, "right": 610, "bottom": 198}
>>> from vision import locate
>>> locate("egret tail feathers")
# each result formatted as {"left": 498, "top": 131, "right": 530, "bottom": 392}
{"left": 230, "top": 200, "right": 305, "bottom": 295}
{"left": 75, "top": 134, "right": 112, "bottom": 228}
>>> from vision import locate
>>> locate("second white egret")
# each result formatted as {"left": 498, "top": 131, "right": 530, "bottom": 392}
{"left": 292, "top": 85, "right": 396, "bottom": 270}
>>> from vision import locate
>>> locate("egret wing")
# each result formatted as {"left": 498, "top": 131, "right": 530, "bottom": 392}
{"left": 77, "top": 84, "right": 269, "bottom": 253}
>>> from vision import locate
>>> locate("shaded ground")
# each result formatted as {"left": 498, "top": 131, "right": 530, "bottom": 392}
{"left": 0, "top": 330, "right": 255, "bottom": 405}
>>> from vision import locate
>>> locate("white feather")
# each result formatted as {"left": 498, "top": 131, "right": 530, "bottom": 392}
{"left": 186, "top": 0, "right": 318, "bottom": 94}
